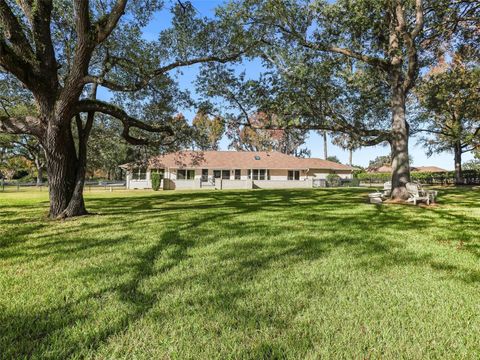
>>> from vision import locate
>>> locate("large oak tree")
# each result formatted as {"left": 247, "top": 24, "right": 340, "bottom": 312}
{"left": 224, "top": 0, "right": 478, "bottom": 199}
{"left": 0, "top": 0, "right": 251, "bottom": 218}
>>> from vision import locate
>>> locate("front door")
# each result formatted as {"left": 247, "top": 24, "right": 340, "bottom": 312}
{"left": 201, "top": 169, "right": 208, "bottom": 181}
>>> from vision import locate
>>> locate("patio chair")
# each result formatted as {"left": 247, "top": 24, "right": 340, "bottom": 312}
{"left": 382, "top": 181, "right": 392, "bottom": 198}
{"left": 406, "top": 182, "right": 430, "bottom": 205}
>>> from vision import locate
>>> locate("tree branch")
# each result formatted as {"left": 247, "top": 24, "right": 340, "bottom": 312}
{"left": 73, "top": 99, "right": 173, "bottom": 145}
{"left": 411, "top": 0, "right": 424, "bottom": 38}
{"left": 273, "top": 22, "right": 390, "bottom": 71}
{"left": 30, "top": 0, "right": 56, "bottom": 71}
{"left": 74, "top": 0, "right": 91, "bottom": 45}
{"left": 0, "top": 115, "right": 42, "bottom": 136}
{"left": 83, "top": 50, "right": 247, "bottom": 92}
{"left": 0, "top": 0, "right": 34, "bottom": 58}
{"left": 399, "top": 0, "right": 423, "bottom": 91}
{"left": 0, "top": 39, "right": 38, "bottom": 89}
{"left": 96, "top": 0, "right": 127, "bottom": 43}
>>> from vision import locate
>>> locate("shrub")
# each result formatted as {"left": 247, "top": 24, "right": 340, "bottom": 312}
{"left": 326, "top": 173, "right": 341, "bottom": 187}
{"left": 355, "top": 170, "right": 480, "bottom": 185}
{"left": 355, "top": 172, "right": 390, "bottom": 183}
{"left": 151, "top": 173, "right": 161, "bottom": 191}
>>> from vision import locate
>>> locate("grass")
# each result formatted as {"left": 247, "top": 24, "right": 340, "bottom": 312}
{"left": 0, "top": 187, "right": 479, "bottom": 359}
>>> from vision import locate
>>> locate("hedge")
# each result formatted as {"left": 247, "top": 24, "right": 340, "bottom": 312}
{"left": 355, "top": 170, "right": 480, "bottom": 185}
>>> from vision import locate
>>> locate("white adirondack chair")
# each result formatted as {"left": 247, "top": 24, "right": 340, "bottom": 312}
{"left": 406, "top": 182, "right": 431, "bottom": 205}
{"left": 382, "top": 181, "right": 392, "bottom": 198}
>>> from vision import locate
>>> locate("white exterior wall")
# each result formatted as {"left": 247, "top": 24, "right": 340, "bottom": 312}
{"left": 307, "top": 169, "right": 352, "bottom": 180}
{"left": 125, "top": 167, "right": 351, "bottom": 189}
{"left": 126, "top": 171, "right": 152, "bottom": 189}
{"left": 253, "top": 179, "right": 313, "bottom": 189}
{"left": 268, "top": 169, "right": 308, "bottom": 180}
{"left": 220, "top": 179, "right": 253, "bottom": 189}
{"left": 336, "top": 171, "right": 353, "bottom": 179}
{"left": 172, "top": 180, "right": 200, "bottom": 189}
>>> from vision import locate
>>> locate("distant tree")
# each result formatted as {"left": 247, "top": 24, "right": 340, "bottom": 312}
{"left": 326, "top": 156, "right": 341, "bottom": 164}
{"left": 331, "top": 133, "right": 361, "bottom": 166}
{"left": 0, "top": 155, "right": 31, "bottom": 180}
{"left": 320, "top": 131, "right": 328, "bottom": 159}
{"left": 368, "top": 154, "right": 414, "bottom": 170}
{"left": 368, "top": 155, "right": 392, "bottom": 170}
{"left": 192, "top": 112, "right": 225, "bottom": 150}
{"left": 415, "top": 56, "right": 480, "bottom": 184}
{"left": 232, "top": 112, "right": 310, "bottom": 156}
{"left": 196, "top": 68, "right": 311, "bottom": 156}
{"left": 87, "top": 115, "right": 129, "bottom": 180}
{"left": 0, "top": 134, "right": 46, "bottom": 184}
{"left": 463, "top": 158, "right": 480, "bottom": 171}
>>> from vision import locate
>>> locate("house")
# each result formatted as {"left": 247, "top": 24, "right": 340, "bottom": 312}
{"left": 121, "top": 150, "right": 354, "bottom": 190}
{"left": 368, "top": 165, "right": 448, "bottom": 173}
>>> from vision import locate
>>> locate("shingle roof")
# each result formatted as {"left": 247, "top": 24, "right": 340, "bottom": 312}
{"left": 122, "top": 151, "right": 354, "bottom": 171}
{"left": 368, "top": 165, "right": 448, "bottom": 173}
{"left": 411, "top": 166, "right": 449, "bottom": 173}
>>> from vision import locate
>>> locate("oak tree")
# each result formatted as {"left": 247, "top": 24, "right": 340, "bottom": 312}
{"left": 226, "top": 0, "right": 478, "bottom": 199}
{"left": 0, "top": 0, "right": 250, "bottom": 217}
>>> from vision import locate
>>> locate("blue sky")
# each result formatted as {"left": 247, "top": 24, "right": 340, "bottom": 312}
{"left": 99, "top": 0, "right": 474, "bottom": 169}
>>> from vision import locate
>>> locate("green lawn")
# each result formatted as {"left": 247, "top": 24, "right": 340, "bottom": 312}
{"left": 1, "top": 187, "right": 479, "bottom": 359}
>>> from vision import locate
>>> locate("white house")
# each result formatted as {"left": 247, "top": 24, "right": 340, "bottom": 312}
{"left": 121, "top": 150, "right": 354, "bottom": 190}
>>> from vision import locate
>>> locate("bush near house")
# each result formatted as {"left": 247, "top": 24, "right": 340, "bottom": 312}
{"left": 151, "top": 173, "right": 162, "bottom": 191}
{"left": 326, "top": 173, "right": 341, "bottom": 187}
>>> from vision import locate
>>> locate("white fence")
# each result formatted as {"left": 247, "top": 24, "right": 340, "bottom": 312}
{"left": 0, "top": 179, "right": 126, "bottom": 192}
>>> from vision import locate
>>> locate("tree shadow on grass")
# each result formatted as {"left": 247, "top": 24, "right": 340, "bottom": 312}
{"left": 1, "top": 187, "right": 479, "bottom": 358}
{"left": 0, "top": 228, "right": 195, "bottom": 359}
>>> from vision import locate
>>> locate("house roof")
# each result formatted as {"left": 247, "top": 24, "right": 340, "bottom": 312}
{"left": 121, "top": 151, "right": 354, "bottom": 171}
{"left": 368, "top": 165, "right": 448, "bottom": 173}
{"left": 411, "top": 166, "right": 449, "bottom": 173}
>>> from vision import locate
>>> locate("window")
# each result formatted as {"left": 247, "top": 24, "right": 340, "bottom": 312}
{"left": 249, "top": 169, "right": 269, "bottom": 180}
{"left": 213, "top": 170, "right": 230, "bottom": 180}
{"left": 201, "top": 169, "right": 208, "bottom": 181}
{"left": 235, "top": 169, "right": 241, "bottom": 180}
{"left": 177, "top": 169, "right": 195, "bottom": 180}
{"left": 131, "top": 168, "right": 147, "bottom": 180}
{"left": 288, "top": 170, "right": 300, "bottom": 180}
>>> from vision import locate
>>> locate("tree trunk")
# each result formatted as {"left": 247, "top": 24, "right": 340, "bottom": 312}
{"left": 348, "top": 148, "right": 353, "bottom": 166}
{"left": 34, "top": 155, "right": 43, "bottom": 185}
{"left": 323, "top": 131, "right": 328, "bottom": 159}
{"left": 454, "top": 141, "right": 463, "bottom": 185}
{"left": 36, "top": 166, "right": 43, "bottom": 186}
{"left": 44, "top": 120, "right": 88, "bottom": 219}
{"left": 390, "top": 84, "right": 411, "bottom": 200}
